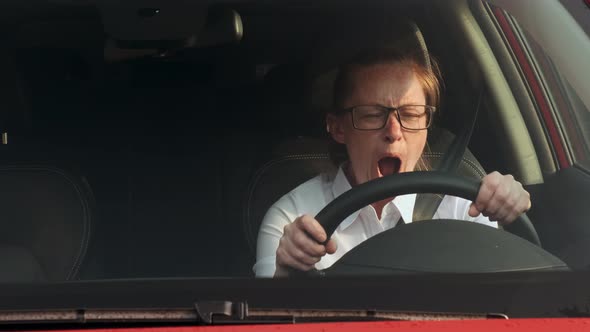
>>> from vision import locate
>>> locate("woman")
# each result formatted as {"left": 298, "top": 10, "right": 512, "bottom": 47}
{"left": 254, "top": 49, "right": 531, "bottom": 278}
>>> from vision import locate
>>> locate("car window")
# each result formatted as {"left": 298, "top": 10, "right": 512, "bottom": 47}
{"left": 520, "top": 27, "right": 590, "bottom": 171}
{"left": 559, "top": 0, "right": 590, "bottom": 37}
{"left": 486, "top": 1, "right": 590, "bottom": 172}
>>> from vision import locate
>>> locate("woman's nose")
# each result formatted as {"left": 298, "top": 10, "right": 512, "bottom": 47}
{"left": 384, "top": 111, "right": 403, "bottom": 142}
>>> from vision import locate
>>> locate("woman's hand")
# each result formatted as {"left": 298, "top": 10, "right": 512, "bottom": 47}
{"left": 468, "top": 171, "right": 532, "bottom": 225}
{"left": 274, "top": 214, "right": 337, "bottom": 277}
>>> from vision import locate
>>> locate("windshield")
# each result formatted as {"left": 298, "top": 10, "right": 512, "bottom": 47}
{"left": 1, "top": 0, "right": 590, "bottom": 322}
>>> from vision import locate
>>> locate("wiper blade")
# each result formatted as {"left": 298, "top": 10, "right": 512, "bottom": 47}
{"left": 246, "top": 308, "right": 508, "bottom": 323}
{"left": 195, "top": 301, "right": 508, "bottom": 324}
{"left": 0, "top": 301, "right": 508, "bottom": 326}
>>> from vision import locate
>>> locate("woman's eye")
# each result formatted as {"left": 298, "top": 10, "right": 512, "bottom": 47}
{"left": 364, "top": 113, "right": 383, "bottom": 118}
{"left": 399, "top": 106, "right": 427, "bottom": 118}
{"left": 400, "top": 113, "right": 422, "bottom": 119}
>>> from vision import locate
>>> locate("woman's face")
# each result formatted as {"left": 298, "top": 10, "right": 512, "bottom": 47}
{"left": 327, "top": 62, "right": 428, "bottom": 186}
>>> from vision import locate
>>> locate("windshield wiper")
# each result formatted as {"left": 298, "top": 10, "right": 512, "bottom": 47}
{"left": 0, "top": 301, "right": 508, "bottom": 326}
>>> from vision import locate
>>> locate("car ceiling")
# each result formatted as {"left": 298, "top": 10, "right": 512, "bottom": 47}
{"left": 1, "top": 0, "right": 439, "bottom": 65}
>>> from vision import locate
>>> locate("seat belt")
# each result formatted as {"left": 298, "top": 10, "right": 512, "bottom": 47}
{"left": 412, "top": 90, "right": 483, "bottom": 221}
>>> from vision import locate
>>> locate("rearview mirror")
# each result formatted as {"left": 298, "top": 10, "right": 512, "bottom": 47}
{"left": 101, "top": 2, "right": 243, "bottom": 61}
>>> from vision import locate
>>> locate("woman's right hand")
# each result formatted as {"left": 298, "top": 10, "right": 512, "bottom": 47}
{"left": 274, "top": 214, "right": 338, "bottom": 277}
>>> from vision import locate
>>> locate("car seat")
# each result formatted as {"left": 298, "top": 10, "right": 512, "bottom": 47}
{"left": 242, "top": 18, "right": 488, "bottom": 256}
{"left": 0, "top": 52, "right": 95, "bottom": 282}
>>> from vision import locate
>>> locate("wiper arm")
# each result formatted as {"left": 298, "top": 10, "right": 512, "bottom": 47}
{"left": 0, "top": 301, "right": 508, "bottom": 326}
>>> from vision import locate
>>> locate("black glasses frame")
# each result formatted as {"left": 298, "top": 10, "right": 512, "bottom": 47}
{"left": 340, "top": 104, "right": 435, "bottom": 131}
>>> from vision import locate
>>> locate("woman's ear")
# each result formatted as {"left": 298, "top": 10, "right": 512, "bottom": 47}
{"left": 326, "top": 113, "right": 346, "bottom": 144}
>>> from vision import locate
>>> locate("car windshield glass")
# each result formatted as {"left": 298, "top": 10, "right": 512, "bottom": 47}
{"left": 1, "top": 0, "right": 589, "bottom": 317}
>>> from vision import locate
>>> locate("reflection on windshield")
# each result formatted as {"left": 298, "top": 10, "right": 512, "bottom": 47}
{"left": 0, "top": 0, "right": 587, "bottom": 284}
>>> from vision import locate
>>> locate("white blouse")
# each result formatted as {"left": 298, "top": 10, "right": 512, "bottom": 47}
{"left": 254, "top": 166, "right": 497, "bottom": 277}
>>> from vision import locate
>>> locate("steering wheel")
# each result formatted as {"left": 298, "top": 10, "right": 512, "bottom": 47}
{"left": 308, "top": 171, "right": 567, "bottom": 276}
{"left": 317, "top": 171, "right": 540, "bottom": 245}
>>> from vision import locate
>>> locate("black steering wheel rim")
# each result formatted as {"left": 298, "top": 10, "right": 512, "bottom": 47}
{"left": 315, "top": 171, "right": 541, "bottom": 246}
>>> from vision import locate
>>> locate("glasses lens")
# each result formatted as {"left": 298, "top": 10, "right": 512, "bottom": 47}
{"left": 351, "top": 105, "right": 433, "bottom": 130}
{"left": 397, "top": 105, "right": 431, "bottom": 130}
{"left": 352, "top": 106, "right": 388, "bottom": 130}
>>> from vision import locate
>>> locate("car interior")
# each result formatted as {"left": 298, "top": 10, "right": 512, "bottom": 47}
{"left": 0, "top": 0, "right": 589, "bottom": 280}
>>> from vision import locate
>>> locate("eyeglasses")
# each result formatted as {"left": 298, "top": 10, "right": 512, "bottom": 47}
{"left": 341, "top": 105, "right": 435, "bottom": 131}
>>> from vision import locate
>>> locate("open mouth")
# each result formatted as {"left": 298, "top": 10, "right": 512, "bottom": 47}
{"left": 378, "top": 156, "right": 401, "bottom": 177}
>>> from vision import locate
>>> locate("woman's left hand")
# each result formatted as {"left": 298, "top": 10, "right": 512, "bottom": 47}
{"left": 468, "top": 171, "right": 532, "bottom": 225}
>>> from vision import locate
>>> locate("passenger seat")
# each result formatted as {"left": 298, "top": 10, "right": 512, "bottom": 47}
{"left": 0, "top": 51, "right": 95, "bottom": 282}
{"left": 0, "top": 158, "right": 94, "bottom": 282}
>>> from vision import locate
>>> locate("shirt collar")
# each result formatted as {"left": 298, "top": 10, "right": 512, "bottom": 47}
{"left": 331, "top": 164, "right": 352, "bottom": 198}
{"left": 393, "top": 193, "right": 417, "bottom": 224}
{"left": 331, "top": 164, "right": 417, "bottom": 230}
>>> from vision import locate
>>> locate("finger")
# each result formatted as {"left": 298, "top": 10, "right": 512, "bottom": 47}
{"left": 290, "top": 247, "right": 322, "bottom": 266}
{"left": 289, "top": 228, "right": 328, "bottom": 257}
{"left": 501, "top": 188, "right": 532, "bottom": 225}
{"left": 492, "top": 205, "right": 511, "bottom": 224}
{"left": 480, "top": 174, "right": 511, "bottom": 221}
{"left": 297, "top": 215, "right": 329, "bottom": 243}
{"left": 491, "top": 184, "right": 516, "bottom": 221}
{"left": 481, "top": 190, "right": 503, "bottom": 221}
{"left": 325, "top": 239, "right": 338, "bottom": 254}
{"left": 522, "top": 192, "right": 532, "bottom": 212}
{"left": 500, "top": 201, "right": 525, "bottom": 225}
{"left": 494, "top": 178, "right": 529, "bottom": 224}
{"left": 519, "top": 187, "right": 532, "bottom": 212}
{"left": 526, "top": 196, "right": 532, "bottom": 211}
{"left": 277, "top": 236, "right": 317, "bottom": 272}
{"left": 496, "top": 184, "right": 523, "bottom": 223}
{"left": 468, "top": 202, "right": 481, "bottom": 218}
{"left": 475, "top": 172, "right": 501, "bottom": 212}
{"left": 276, "top": 247, "right": 315, "bottom": 272}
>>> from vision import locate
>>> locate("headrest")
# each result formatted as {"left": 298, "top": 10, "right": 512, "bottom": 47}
{"left": 308, "top": 18, "right": 432, "bottom": 114}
